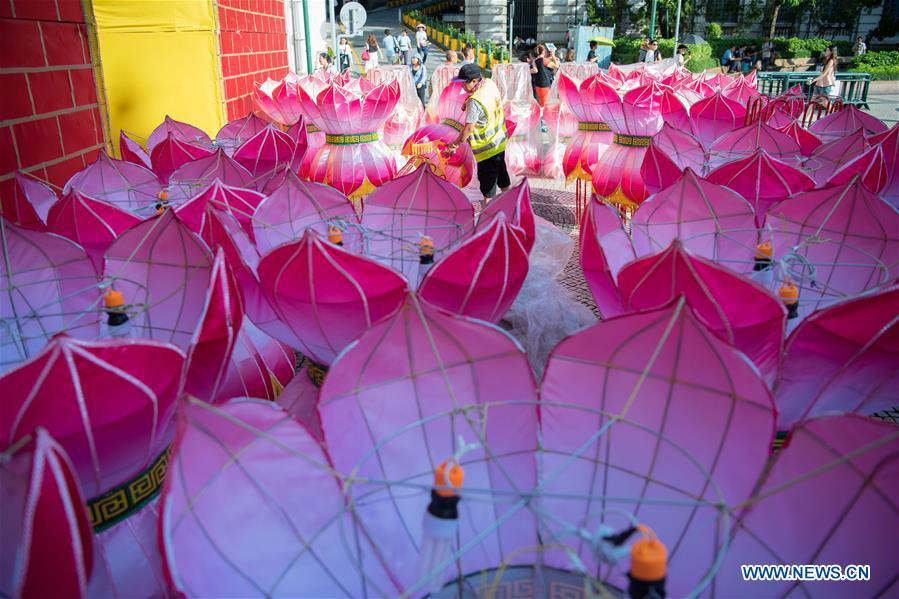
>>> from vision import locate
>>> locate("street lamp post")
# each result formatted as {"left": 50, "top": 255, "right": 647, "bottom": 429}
{"left": 648, "top": 0, "right": 658, "bottom": 38}
{"left": 508, "top": 0, "right": 514, "bottom": 63}
{"left": 673, "top": 0, "right": 682, "bottom": 59}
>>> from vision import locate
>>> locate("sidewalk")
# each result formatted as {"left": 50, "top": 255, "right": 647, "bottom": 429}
{"left": 342, "top": 6, "right": 448, "bottom": 83}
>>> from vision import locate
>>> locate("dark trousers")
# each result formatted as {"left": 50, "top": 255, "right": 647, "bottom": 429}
{"left": 476, "top": 151, "right": 511, "bottom": 198}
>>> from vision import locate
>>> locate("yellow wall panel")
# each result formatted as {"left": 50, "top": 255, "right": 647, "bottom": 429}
{"left": 92, "top": 0, "right": 223, "bottom": 152}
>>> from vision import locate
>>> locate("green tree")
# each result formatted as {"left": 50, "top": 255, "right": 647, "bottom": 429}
{"left": 766, "top": 0, "right": 801, "bottom": 40}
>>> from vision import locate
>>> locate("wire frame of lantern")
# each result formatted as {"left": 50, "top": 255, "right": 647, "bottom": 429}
{"left": 1, "top": 218, "right": 102, "bottom": 372}
{"left": 102, "top": 209, "right": 215, "bottom": 350}
{"left": 63, "top": 151, "right": 163, "bottom": 217}
{"left": 765, "top": 177, "right": 899, "bottom": 321}
{"left": 162, "top": 395, "right": 737, "bottom": 599}
{"left": 162, "top": 296, "right": 763, "bottom": 599}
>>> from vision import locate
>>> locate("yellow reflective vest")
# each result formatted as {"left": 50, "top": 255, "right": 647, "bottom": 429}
{"left": 466, "top": 79, "right": 507, "bottom": 162}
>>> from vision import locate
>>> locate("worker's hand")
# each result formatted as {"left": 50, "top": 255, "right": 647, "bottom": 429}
{"left": 446, "top": 142, "right": 459, "bottom": 153}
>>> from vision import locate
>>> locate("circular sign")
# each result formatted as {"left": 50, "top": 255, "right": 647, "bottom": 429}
{"left": 339, "top": 1, "right": 367, "bottom": 36}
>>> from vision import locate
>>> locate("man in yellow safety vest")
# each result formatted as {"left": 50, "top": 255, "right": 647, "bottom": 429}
{"left": 446, "top": 63, "right": 510, "bottom": 204}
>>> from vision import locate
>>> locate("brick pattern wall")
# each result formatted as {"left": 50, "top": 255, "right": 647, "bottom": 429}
{"left": 218, "top": 0, "right": 290, "bottom": 122}
{"left": 0, "top": 0, "right": 106, "bottom": 200}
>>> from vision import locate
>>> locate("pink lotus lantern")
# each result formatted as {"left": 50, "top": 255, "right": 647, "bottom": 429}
{"left": 475, "top": 179, "right": 536, "bottom": 253}
{"left": 165, "top": 148, "right": 255, "bottom": 205}
{"left": 714, "top": 415, "right": 898, "bottom": 598}
{"left": 252, "top": 75, "right": 304, "bottom": 127}
{"left": 869, "top": 124, "right": 899, "bottom": 207}
{"left": 120, "top": 130, "right": 152, "bottom": 170}
{"left": 252, "top": 170, "right": 357, "bottom": 256}
{"left": 173, "top": 180, "right": 264, "bottom": 243}
{"left": 616, "top": 240, "right": 786, "bottom": 379}
{"left": 425, "top": 63, "right": 461, "bottom": 124}
{"left": 827, "top": 143, "right": 889, "bottom": 195}
{"left": 1, "top": 428, "right": 94, "bottom": 598}
{"left": 631, "top": 169, "right": 759, "bottom": 271}
{"left": 689, "top": 91, "right": 747, "bottom": 149}
{"left": 214, "top": 112, "right": 270, "bottom": 155}
{"left": 150, "top": 132, "right": 214, "bottom": 185}
{"left": 256, "top": 229, "right": 408, "bottom": 368}
{"left": 764, "top": 106, "right": 795, "bottom": 129}
{"left": 808, "top": 104, "right": 887, "bottom": 141}
{"left": 541, "top": 298, "right": 775, "bottom": 598}
{"left": 402, "top": 80, "right": 477, "bottom": 190}
{"left": 64, "top": 151, "right": 162, "bottom": 216}
{"left": 592, "top": 82, "right": 684, "bottom": 211}
{"left": 803, "top": 127, "right": 869, "bottom": 186}
{"left": 579, "top": 200, "right": 631, "bottom": 318}
{"left": 706, "top": 149, "right": 815, "bottom": 223}
{"left": 558, "top": 72, "right": 615, "bottom": 183}
{"left": 147, "top": 115, "right": 211, "bottom": 153}
{"left": 231, "top": 124, "right": 296, "bottom": 189}
{"left": 162, "top": 286, "right": 540, "bottom": 596}
{"left": 766, "top": 177, "right": 899, "bottom": 319}
{"left": 652, "top": 121, "right": 706, "bottom": 174}
{"left": 772, "top": 284, "right": 898, "bottom": 427}
{"left": 707, "top": 120, "right": 802, "bottom": 169}
{"left": 1, "top": 219, "right": 100, "bottom": 371}
{"left": 778, "top": 120, "right": 822, "bottom": 156}
{"left": 366, "top": 65, "right": 424, "bottom": 154}
{"left": 1, "top": 171, "right": 57, "bottom": 231}
{"left": 47, "top": 189, "right": 142, "bottom": 272}
{"left": 542, "top": 100, "right": 578, "bottom": 179}
{"left": 641, "top": 139, "right": 684, "bottom": 195}
{"left": 418, "top": 214, "right": 529, "bottom": 323}
{"left": 298, "top": 79, "right": 400, "bottom": 200}
{"left": 503, "top": 99, "right": 542, "bottom": 175}
{"left": 721, "top": 74, "right": 760, "bottom": 105}
{"left": 0, "top": 334, "right": 185, "bottom": 597}
{"left": 360, "top": 165, "right": 474, "bottom": 286}
{"left": 103, "top": 209, "right": 214, "bottom": 349}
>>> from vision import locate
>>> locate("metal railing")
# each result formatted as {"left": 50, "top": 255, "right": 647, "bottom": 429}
{"left": 756, "top": 71, "right": 871, "bottom": 108}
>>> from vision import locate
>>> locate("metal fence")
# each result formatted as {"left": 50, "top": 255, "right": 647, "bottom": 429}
{"left": 756, "top": 72, "right": 872, "bottom": 108}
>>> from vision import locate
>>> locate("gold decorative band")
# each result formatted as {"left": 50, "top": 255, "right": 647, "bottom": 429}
{"left": 558, "top": 135, "right": 574, "bottom": 143}
{"left": 441, "top": 118, "right": 464, "bottom": 132}
{"left": 613, "top": 133, "right": 652, "bottom": 147}
{"left": 306, "top": 360, "right": 329, "bottom": 387}
{"left": 306, "top": 123, "right": 322, "bottom": 133}
{"left": 325, "top": 132, "right": 379, "bottom": 145}
{"left": 87, "top": 446, "right": 171, "bottom": 532}
{"left": 509, "top": 134, "right": 528, "bottom": 142}
{"left": 577, "top": 121, "right": 611, "bottom": 132}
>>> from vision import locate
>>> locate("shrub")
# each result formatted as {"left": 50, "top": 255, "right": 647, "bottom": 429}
{"left": 611, "top": 37, "right": 643, "bottom": 64}
{"left": 687, "top": 57, "right": 720, "bottom": 73}
{"left": 611, "top": 37, "right": 713, "bottom": 67}
{"left": 852, "top": 50, "right": 899, "bottom": 69}
{"left": 848, "top": 66, "right": 899, "bottom": 80}
{"left": 707, "top": 22, "right": 722, "bottom": 39}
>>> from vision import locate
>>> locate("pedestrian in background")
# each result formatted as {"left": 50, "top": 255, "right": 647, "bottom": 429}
{"left": 366, "top": 33, "right": 380, "bottom": 63}
{"left": 445, "top": 50, "right": 459, "bottom": 64}
{"left": 565, "top": 48, "right": 575, "bottom": 62}
{"left": 383, "top": 29, "right": 397, "bottom": 64}
{"left": 398, "top": 30, "right": 412, "bottom": 65}
{"left": 587, "top": 40, "right": 599, "bottom": 63}
{"left": 411, "top": 55, "right": 428, "bottom": 105}
{"left": 813, "top": 46, "right": 838, "bottom": 97}
{"left": 853, "top": 36, "right": 867, "bottom": 56}
{"left": 462, "top": 45, "right": 476, "bottom": 64}
{"left": 528, "top": 45, "right": 551, "bottom": 109}
{"left": 416, "top": 23, "right": 430, "bottom": 64}
{"left": 338, "top": 37, "right": 352, "bottom": 73}
{"left": 362, "top": 41, "right": 378, "bottom": 71}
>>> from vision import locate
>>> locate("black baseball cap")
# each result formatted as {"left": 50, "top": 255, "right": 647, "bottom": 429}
{"left": 452, "top": 63, "right": 483, "bottom": 83}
